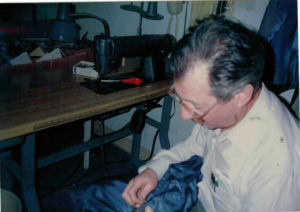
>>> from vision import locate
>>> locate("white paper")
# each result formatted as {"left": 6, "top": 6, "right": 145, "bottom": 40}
{"left": 10, "top": 52, "right": 32, "bottom": 66}
{"left": 36, "top": 48, "right": 62, "bottom": 62}
{"left": 30, "top": 47, "right": 45, "bottom": 57}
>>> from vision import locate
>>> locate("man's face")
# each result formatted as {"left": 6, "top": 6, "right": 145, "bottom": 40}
{"left": 173, "top": 62, "right": 238, "bottom": 130}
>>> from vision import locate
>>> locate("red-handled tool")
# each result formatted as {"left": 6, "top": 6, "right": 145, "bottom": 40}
{"left": 100, "top": 77, "right": 143, "bottom": 86}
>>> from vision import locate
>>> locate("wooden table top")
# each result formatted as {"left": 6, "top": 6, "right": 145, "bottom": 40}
{"left": 0, "top": 67, "right": 172, "bottom": 141}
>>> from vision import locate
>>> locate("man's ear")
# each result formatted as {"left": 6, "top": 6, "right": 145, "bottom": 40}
{"left": 234, "top": 84, "right": 254, "bottom": 107}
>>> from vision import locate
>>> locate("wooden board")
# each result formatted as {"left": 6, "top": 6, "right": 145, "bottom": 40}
{"left": 0, "top": 71, "right": 172, "bottom": 141}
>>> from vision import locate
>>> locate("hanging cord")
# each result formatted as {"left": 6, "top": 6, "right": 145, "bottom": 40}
{"left": 40, "top": 98, "right": 177, "bottom": 197}
{"left": 183, "top": 1, "right": 189, "bottom": 36}
{"left": 175, "top": 15, "right": 179, "bottom": 39}
{"left": 143, "top": 97, "right": 177, "bottom": 162}
{"left": 167, "top": 14, "right": 179, "bottom": 39}
{"left": 167, "top": 14, "right": 174, "bottom": 34}
{"left": 138, "top": 2, "right": 144, "bottom": 35}
{"left": 167, "top": 2, "right": 186, "bottom": 38}
{"left": 129, "top": 98, "right": 162, "bottom": 133}
{"left": 143, "top": 129, "right": 160, "bottom": 162}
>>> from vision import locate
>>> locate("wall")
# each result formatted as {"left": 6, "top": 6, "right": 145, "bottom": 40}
{"left": 74, "top": 2, "right": 189, "bottom": 39}
{"left": 231, "top": 0, "right": 269, "bottom": 31}
{"left": 74, "top": 1, "right": 271, "bottom": 154}
{"left": 36, "top": 4, "right": 58, "bottom": 21}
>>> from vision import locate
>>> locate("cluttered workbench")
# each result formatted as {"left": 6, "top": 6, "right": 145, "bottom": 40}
{"left": 0, "top": 45, "right": 174, "bottom": 211}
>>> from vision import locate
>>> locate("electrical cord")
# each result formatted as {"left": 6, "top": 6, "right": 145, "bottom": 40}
{"left": 39, "top": 98, "right": 175, "bottom": 198}
{"left": 143, "top": 97, "right": 176, "bottom": 162}
{"left": 143, "top": 129, "right": 160, "bottom": 162}
{"left": 183, "top": 1, "right": 189, "bottom": 36}
{"left": 129, "top": 99, "right": 162, "bottom": 133}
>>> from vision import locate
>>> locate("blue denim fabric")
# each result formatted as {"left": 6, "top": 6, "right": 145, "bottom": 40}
{"left": 72, "top": 155, "right": 203, "bottom": 212}
{"left": 72, "top": 180, "right": 133, "bottom": 212}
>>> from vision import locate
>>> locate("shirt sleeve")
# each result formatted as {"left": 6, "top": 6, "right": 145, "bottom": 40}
{"left": 139, "top": 124, "right": 208, "bottom": 179}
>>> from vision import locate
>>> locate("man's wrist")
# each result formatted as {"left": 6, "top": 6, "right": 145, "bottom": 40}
{"left": 143, "top": 167, "right": 158, "bottom": 181}
{"left": 139, "top": 158, "right": 170, "bottom": 180}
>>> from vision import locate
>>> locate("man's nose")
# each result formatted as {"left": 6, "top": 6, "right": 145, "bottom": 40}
{"left": 180, "top": 105, "right": 193, "bottom": 120}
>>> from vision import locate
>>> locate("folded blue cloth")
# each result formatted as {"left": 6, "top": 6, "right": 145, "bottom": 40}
{"left": 72, "top": 155, "right": 203, "bottom": 212}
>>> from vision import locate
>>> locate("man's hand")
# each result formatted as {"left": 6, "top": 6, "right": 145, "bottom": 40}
{"left": 145, "top": 206, "right": 154, "bottom": 212}
{"left": 122, "top": 168, "right": 158, "bottom": 208}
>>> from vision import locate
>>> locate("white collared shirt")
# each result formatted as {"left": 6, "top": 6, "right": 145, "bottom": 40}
{"left": 140, "top": 84, "right": 300, "bottom": 211}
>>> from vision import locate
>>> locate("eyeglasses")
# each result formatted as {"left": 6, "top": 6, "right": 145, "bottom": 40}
{"left": 168, "top": 85, "right": 219, "bottom": 121}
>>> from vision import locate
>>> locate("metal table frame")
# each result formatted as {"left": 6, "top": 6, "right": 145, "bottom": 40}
{"left": 1, "top": 95, "right": 172, "bottom": 212}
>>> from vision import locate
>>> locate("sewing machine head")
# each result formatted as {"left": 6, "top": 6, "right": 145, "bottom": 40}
{"left": 94, "top": 34, "right": 176, "bottom": 82}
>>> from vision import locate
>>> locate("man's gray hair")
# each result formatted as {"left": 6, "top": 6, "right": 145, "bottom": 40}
{"left": 170, "top": 15, "right": 266, "bottom": 101}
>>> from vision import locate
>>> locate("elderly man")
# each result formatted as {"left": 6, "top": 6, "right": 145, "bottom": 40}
{"left": 122, "top": 16, "right": 300, "bottom": 211}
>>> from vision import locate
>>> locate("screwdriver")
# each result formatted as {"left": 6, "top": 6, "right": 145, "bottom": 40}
{"left": 100, "top": 77, "right": 143, "bottom": 86}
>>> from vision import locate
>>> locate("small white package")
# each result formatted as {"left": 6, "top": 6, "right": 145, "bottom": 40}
{"left": 73, "top": 61, "right": 98, "bottom": 78}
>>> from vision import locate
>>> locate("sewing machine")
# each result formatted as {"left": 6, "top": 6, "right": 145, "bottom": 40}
{"left": 94, "top": 34, "right": 176, "bottom": 81}
{"left": 82, "top": 34, "right": 175, "bottom": 94}
{"left": 82, "top": 34, "right": 176, "bottom": 94}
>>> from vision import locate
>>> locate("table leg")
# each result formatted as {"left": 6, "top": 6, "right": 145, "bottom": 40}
{"left": 20, "top": 134, "right": 41, "bottom": 212}
{"left": 130, "top": 104, "right": 144, "bottom": 167}
{"left": 159, "top": 95, "right": 172, "bottom": 149}
{"left": 83, "top": 120, "right": 92, "bottom": 170}
{"left": 130, "top": 132, "right": 142, "bottom": 167}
